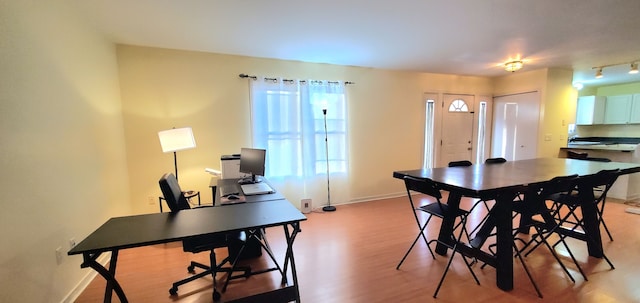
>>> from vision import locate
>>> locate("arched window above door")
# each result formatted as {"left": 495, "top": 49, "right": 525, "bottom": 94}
{"left": 448, "top": 99, "right": 469, "bottom": 112}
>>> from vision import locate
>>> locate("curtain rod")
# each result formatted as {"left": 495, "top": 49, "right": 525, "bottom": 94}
{"left": 239, "top": 74, "right": 354, "bottom": 85}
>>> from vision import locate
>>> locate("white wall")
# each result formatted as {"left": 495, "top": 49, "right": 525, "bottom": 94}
{"left": 0, "top": 1, "right": 130, "bottom": 302}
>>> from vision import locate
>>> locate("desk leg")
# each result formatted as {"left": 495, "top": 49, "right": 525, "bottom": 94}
{"left": 282, "top": 222, "right": 301, "bottom": 302}
{"left": 494, "top": 193, "right": 514, "bottom": 291}
{"left": 578, "top": 185, "right": 603, "bottom": 258}
{"left": 435, "top": 192, "right": 462, "bottom": 255}
{"left": 81, "top": 250, "right": 128, "bottom": 303}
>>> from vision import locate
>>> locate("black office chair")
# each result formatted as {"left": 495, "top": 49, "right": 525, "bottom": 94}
{"left": 396, "top": 176, "right": 479, "bottom": 298}
{"left": 545, "top": 169, "right": 619, "bottom": 272}
{"left": 159, "top": 173, "right": 250, "bottom": 302}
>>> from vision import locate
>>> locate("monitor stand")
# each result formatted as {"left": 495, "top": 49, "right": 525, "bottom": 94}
{"left": 238, "top": 174, "right": 261, "bottom": 185}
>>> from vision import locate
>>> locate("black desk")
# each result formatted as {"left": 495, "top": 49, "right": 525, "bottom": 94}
{"left": 211, "top": 177, "right": 286, "bottom": 205}
{"left": 68, "top": 199, "right": 306, "bottom": 303}
{"left": 393, "top": 158, "right": 640, "bottom": 291}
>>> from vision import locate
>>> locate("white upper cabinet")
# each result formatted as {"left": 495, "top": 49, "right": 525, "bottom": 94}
{"left": 604, "top": 94, "right": 632, "bottom": 124}
{"left": 629, "top": 94, "right": 640, "bottom": 124}
{"left": 576, "top": 96, "right": 605, "bottom": 125}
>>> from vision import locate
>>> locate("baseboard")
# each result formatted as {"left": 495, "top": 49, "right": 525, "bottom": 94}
{"left": 61, "top": 252, "right": 111, "bottom": 303}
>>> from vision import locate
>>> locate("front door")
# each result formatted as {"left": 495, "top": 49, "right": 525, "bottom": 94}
{"left": 439, "top": 94, "right": 475, "bottom": 167}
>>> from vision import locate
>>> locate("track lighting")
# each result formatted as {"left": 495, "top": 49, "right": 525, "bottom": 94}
{"left": 592, "top": 60, "right": 639, "bottom": 79}
{"left": 595, "top": 68, "right": 603, "bottom": 79}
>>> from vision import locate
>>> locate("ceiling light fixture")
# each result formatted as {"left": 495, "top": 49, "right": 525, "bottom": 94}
{"left": 504, "top": 60, "right": 524, "bottom": 72}
{"left": 630, "top": 62, "right": 639, "bottom": 74}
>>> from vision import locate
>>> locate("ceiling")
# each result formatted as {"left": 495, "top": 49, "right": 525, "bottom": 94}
{"left": 71, "top": 0, "right": 640, "bottom": 88}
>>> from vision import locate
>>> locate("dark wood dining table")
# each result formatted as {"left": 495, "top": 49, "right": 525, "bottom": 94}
{"left": 393, "top": 157, "right": 640, "bottom": 291}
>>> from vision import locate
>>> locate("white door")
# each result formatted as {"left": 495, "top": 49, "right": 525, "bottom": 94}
{"left": 439, "top": 94, "right": 474, "bottom": 167}
{"left": 491, "top": 92, "right": 539, "bottom": 161}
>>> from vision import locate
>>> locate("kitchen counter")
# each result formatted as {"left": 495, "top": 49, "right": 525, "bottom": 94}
{"left": 558, "top": 140, "right": 640, "bottom": 201}
{"left": 562, "top": 144, "right": 638, "bottom": 152}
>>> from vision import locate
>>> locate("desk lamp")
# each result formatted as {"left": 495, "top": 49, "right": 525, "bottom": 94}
{"left": 158, "top": 127, "right": 196, "bottom": 181}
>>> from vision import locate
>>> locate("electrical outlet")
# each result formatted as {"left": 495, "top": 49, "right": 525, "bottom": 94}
{"left": 148, "top": 196, "right": 155, "bottom": 205}
{"left": 69, "top": 238, "right": 76, "bottom": 249}
{"left": 55, "top": 247, "right": 63, "bottom": 265}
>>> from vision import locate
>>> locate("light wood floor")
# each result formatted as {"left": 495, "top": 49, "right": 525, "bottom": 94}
{"left": 75, "top": 195, "right": 640, "bottom": 303}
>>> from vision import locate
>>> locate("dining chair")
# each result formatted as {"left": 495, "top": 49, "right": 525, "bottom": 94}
{"left": 396, "top": 175, "right": 479, "bottom": 298}
{"left": 519, "top": 174, "right": 588, "bottom": 282}
{"left": 485, "top": 157, "right": 507, "bottom": 164}
{"left": 482, "top": 174, "right": 583, "bottom": 298}
{"left": 546, "top": 169, "right": 619, "bottom": 273}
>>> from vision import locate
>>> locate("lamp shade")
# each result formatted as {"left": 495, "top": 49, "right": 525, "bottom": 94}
{"left": 158, "top": 127, "right": 196, "bottom": 153}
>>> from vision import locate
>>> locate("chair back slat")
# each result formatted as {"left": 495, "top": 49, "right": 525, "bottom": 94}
{"left": 403, "top": 176, "right": 442, "bottom": 200}
{"left": 448, "top": 160, "right": 472, "bottom": 167}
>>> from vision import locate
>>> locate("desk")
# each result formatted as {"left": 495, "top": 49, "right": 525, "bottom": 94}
{"left": 393, "top": 157, "right": 640, "bottom": 291}
{"left": 68, "top": 199, "right": 306, "bottom": 303}
{"left": 211, "top": 178, "right": 286, "bottom": 205}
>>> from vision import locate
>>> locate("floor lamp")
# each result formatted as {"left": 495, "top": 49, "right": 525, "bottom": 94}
{"left": 322, "top": 108, "right": 336, "bottom": 212}
{"left": 158, "top": 127, "right": 196, "bottom": 181}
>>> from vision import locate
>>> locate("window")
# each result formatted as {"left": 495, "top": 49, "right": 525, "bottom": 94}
{"left": 475, "top": 101, "right": 487, "bottom": 163}
{"left": 448, "top": 99, "right": 469, "bottom": 112}
{"left": 249, "top": 78, "right": 349, "bottom": 205}
{"left": 423, "top": 98, "right": 436, "bottom": 168}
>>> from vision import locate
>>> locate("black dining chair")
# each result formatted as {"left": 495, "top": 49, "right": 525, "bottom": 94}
{"left": 483, "top": 174, "right": 583, "bottom": 298}
{"left": 485, "top": 157, "right": 507, "bottom": 164}
{"left": 518, "top": 174, "right": 589, "bottom": 282}
{"left": 396, "top": 176, "right": 479, "bottom": 298}
{"left": 545, "top": 169, "right": 619, "bottom": 273}
{"left": 159, "top": 173, "right": 250, "bottom": 302}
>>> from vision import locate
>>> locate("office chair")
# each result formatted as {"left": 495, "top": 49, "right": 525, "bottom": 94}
{"left": 545, "top": 169, "right": 619, "bottom": 272}
{"left": 396, "top": 176, "right": 479, "bottom": 298}
{"left": 159, "top": 173, "right": 250, "bottom": 302}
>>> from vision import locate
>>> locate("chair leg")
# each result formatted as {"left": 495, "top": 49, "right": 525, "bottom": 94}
{"left": 529, "top": 226, "right": 579, "bottom": 282}
{"left": 397, "top": 219, "right": 435, "bottom": 270}
{"left": 513, "top": 243, "right": 543, "bottom": 298}
{"left": 433, "top": 219, "right": 479, "bottom": 298}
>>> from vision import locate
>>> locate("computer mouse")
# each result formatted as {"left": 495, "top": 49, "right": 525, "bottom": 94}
{"left": 227, "top": 194, "right": 240, "bottom": 200}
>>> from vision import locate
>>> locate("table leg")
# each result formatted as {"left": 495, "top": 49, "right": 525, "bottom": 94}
{"left": 81, "top": 250, "right": 128, "bottom": 303}
{"left": 435, "top": 192, "right": 462, "bottom": 255}
{"left": 494, "top": 192, "right": 515, "bottom": 291}
{"left": 578, "top": 184, "right": 603, "bottom": 258}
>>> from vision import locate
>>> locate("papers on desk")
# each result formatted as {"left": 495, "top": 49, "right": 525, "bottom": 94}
{"left": 241, "top": 182, "right": 274, "bottom": 196}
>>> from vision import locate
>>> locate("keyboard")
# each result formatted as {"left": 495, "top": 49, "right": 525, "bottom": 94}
{"left": 241, "top": 183, "right": 274, "bottom": 196}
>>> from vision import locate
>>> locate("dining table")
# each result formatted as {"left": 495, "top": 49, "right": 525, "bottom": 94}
{"left": 393, "top": 157, "right": 640, "bottom": 291}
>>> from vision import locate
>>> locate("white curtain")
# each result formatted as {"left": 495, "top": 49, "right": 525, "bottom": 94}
{"left": 249, "top": 77, "right": 350, "bottom": 209}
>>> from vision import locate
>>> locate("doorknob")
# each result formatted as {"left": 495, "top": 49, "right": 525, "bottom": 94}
{"left": 467, "top": 147, "right": 472, "bottom": 151}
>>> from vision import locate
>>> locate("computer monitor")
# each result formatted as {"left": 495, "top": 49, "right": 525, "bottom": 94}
{"left": 239, "top": 147, "right": 266, "bottom": 184}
